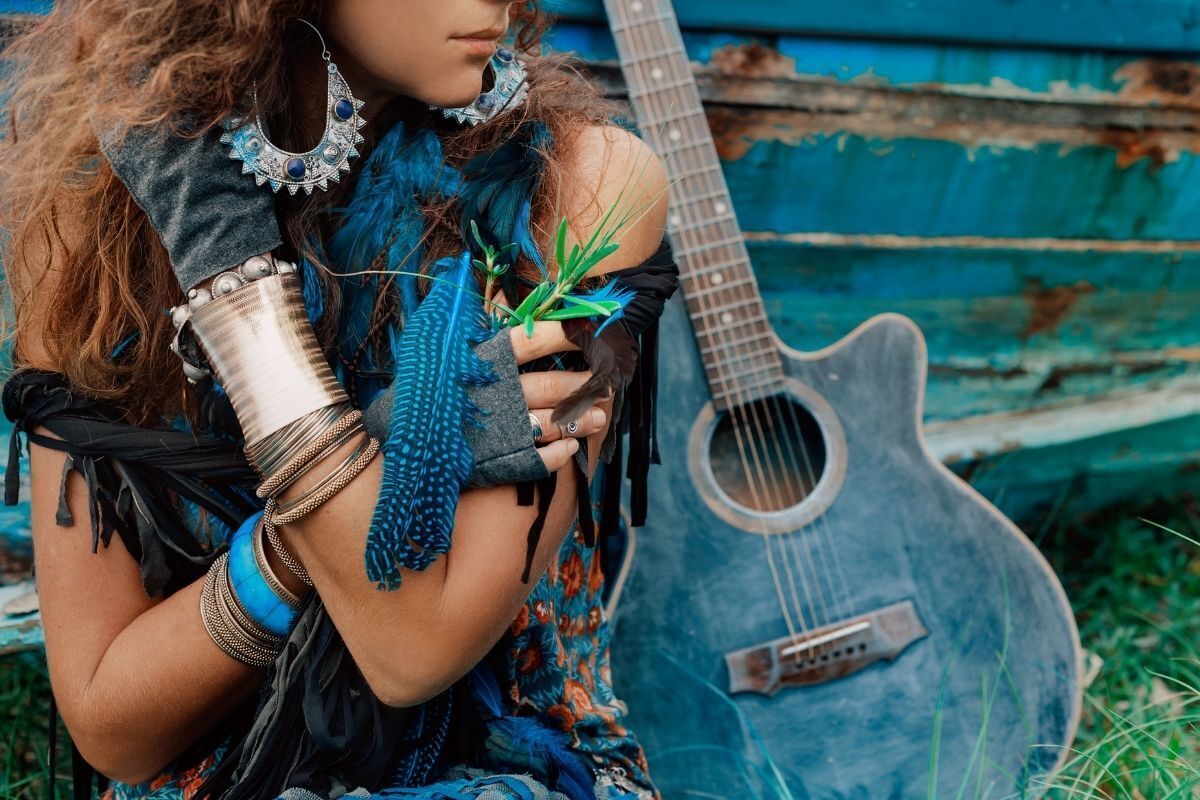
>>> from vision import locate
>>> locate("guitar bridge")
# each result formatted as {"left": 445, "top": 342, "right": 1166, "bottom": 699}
{"left": 724, "top": 600, "right": 928, "bottom": 695}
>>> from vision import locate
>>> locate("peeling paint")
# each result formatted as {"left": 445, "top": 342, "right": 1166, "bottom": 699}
{"left": 1022, "top": 278, "right": 1095, "bottom": 339}
{"left": 709, "top": 42, "right": 798, "bottom": 80}
{"left": 1114, "top": 59, "right": 1200, "bottom": 108}
{"left": 590, "top": 50, "right": 1200, "bottom": 167}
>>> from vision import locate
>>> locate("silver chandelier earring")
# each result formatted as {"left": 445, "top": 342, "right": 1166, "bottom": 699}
{"left": 221, "top": 20, "right": 365, "bottom": 195}
{"left": 437, "top": 48, "right": 529, "bottom": 127}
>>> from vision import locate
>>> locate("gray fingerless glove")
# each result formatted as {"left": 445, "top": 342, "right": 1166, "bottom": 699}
{"left": 99, "top": 123, "right": 284, "bottom": 292}
{"left": 363, "top": 331, "right": 550, "bottom": 487}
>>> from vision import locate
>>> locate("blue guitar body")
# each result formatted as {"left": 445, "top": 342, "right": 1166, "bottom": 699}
{"left": 609, "top": 303, "right": 1082, "bottom": 799}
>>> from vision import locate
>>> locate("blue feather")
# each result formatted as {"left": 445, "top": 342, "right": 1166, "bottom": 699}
{"left": 366, "top": 251, "right": 498, "bottom": 589}
{"left": 569, "top": 279, "right": 637, "bottom": 335}
{"left": 466, "top": 666, "right": 596, "bottom": 800}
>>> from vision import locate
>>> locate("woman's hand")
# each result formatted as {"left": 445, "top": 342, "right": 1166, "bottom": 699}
{"left": 502, "top": 309, "right": 612, "bottom": 475}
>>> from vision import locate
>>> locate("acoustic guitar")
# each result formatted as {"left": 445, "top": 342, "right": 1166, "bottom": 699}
{"left": 598, "top": 1, "right": 1083, "bottom": 796}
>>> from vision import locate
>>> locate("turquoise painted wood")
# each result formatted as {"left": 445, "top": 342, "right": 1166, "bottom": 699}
{"left": 542, "top": 6, "right": 1200, "bottom": 523}
{"left": 549, "top": 0, "right": 1200, "bottom": 52}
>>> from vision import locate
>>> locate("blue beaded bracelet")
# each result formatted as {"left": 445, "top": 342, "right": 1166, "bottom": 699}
{"left": 227, "top": 511, "right": 301, "bottom": 638}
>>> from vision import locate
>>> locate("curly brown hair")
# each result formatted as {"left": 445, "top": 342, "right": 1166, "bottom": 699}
{"left": 0, "top": 0, "right": 616, "bottom": 425}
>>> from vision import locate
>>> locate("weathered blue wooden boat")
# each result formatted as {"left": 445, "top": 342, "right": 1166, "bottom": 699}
{"left": 0, "top": 0, "right": 1197, "bottom": 695}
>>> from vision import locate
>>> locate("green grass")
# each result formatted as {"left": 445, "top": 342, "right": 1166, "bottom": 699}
{"left": 1, "top": 499, "right": 1199, "bottom": 798}
{"left": 0, "top": 653, "right": 68, "bottom": 799}
{"left": 1035, "top": 498, "right": 1200, "bottom": 798}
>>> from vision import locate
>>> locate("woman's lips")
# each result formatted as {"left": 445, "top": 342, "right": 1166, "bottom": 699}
{"left": 452, "top": 37, "right": 499, "bottom": 57}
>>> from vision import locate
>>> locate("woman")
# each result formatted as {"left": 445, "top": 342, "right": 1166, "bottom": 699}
{"left": 0, "top": 1, "right": 675, "bottom": 798}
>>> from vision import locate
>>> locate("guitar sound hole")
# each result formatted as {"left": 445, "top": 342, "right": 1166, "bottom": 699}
{"left": 708, "top": 393, "right": 826, "bottom": 512}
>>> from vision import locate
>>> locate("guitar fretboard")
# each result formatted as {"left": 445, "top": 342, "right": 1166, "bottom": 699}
{"left": 601, "top": 0, "right": 784, "bottom": 408}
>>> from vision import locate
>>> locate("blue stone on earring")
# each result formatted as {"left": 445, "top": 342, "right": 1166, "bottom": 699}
{"left": 221, "top": 46, "right": 365, "bottom": 195}
{"left": 435, "top": 50, "right": 529, "bottom": 127}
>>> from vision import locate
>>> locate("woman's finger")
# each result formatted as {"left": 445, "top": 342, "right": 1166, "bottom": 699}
{"left": 509, "top": 321, "right": 579, "bottom": 365}
{"left": 535, "top": 439, "right": 580, "bottom": 473}
{"left": 528, "top": 406, "right": 606, "bottom": 443}
{"left": 519, "top": 370, "right": 593, "bottom": 410}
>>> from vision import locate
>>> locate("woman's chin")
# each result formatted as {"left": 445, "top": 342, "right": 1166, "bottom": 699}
{"left": 426, "top": 85, "right": 486, "bottom": 110}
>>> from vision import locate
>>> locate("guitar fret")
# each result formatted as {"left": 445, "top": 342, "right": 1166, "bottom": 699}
{"left": 726, "top": 357, "right": 782, "bottom": 378}
{"left": 674, "top": 163, "right": 723, "bottom": 179}
{"left": 693, "top": 314, "right": 772, "bottom": 339}
{"left": 675, "top": 235, "right": 745, "bottom": 260}
{"left": 610, "top": 11, "right": 677, "bottom": 33}
{"left": 688, "top": 277, "right": 758, "bottom": 302}
{"left": 619, "top": 45, "right": 687, "bottom": 70}
{"left": 675, "top": 188, "right": 733, "bottom": 208}
{"left": 660, "top": 140, "right": 716, "bottom": 163}
{"left": 669, "top": 213, "right": 737, "bottom": 234}
{"left": 704, "top": 296, "right": 764, "bottom": 318}
{"left": 629, "top": 77, "right": 694, "bottom": 100}
{"left": 711, "top": 374, "right": 785, "bottom": 404}
{"left": 698, "top": 329, "right": 773, "bottom": 355}
{"left": 709, "top": 353, "right": 780, "bottom": 379}
{"left": 643, "top": 106, "right": 708, "bottom": 127}
{"left": 679, "top": 259, "right": 752, "bottom": 284}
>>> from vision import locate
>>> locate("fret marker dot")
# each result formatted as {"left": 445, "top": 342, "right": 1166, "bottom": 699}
{"left": 651, "top": 67, "right": 664, "bottom": 80}
{"left": 669, "top": 214, "right": 682, "bottom": 228}
{"left": 631, "top": 0, "right": 643, "bottom": 10}
{"left": 668, "top": 128, "right": 682, "bottom": 142}
{"left": 711, "top": 273, "right": 724, "bottom": 285}
{"left": 721, "top": 312, "right": 734, "bottom": 324}
{"left": 714, "top": 201, "right": 728, "bottom": 214}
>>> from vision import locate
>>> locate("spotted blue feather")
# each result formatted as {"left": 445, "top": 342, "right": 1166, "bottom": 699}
{"left": 365, "top": 251, "right": 499, "bottom": 589}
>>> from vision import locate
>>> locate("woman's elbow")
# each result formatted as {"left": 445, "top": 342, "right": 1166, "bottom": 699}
{"left": 356, "top": 643, "right": 473, "bottom": 709}
{"left": 68, "top": 722, "right": 172, "bottom": 787}
{"left": 362, "top": 661, "right": 457, "bottom": 709}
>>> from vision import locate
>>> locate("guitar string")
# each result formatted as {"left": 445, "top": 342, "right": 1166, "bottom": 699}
{"left": 618, "top": 5, "right": 835, "bottom": 645}
{"left": 618, "top": 0, "right": 855, "bottom": 639}
{"left": 630, "top": 1, "right": 856, "bottom": 630}
{"left": 618, "top": 3, "right": 828, "bottom": 646}
{"left": 622, "top": 2, "right": 841, "bottom": 637}
{"left": 614, "top": 5, "right": 813, "bottom": 646}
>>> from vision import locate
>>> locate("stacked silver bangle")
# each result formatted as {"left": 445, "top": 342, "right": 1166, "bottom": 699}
{"left": 199, "top": 552, "right": 285, "bottom": 668}
{"left": 173, "top": 253, "right": 384, "bottom": 662}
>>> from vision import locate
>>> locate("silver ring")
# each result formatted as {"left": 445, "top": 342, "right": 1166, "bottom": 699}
{"left": 565, "top": 419, "right": 579, "bottom": 435}
{"left": 528, "top": 412, "right": 543, "bottom": 442}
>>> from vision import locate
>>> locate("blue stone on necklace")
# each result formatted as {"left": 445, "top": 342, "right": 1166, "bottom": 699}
{"left": 496, "top": 48, "right": 514, "bottom": 63}
{"left": 334, "top": 98, "right": 354, "bottom": 121}
{"left": 477, "top": 93, "right": 496, "bottom": 110}
{"left": 285, "top": 157, "right": 307, "bottom": 180}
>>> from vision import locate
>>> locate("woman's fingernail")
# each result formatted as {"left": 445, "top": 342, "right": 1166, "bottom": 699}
{"left": 567, "top": 439, "right": 580, "bottom": 454}
{"left": 591, "top": 409, "right": 606, "bottom": 427}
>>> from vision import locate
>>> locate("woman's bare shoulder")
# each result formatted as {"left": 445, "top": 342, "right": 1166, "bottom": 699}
{"left": 556, "top": 124, "right": 669, "bottom": 276}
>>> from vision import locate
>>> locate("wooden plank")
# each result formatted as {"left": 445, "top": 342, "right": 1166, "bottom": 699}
{"left": 550, "top": 25, "right": 1166, "bottom": 96}
{"left": 926, "top": 378, "right": 1200, "bottom": 462}
{"left": 548, "top": 0, "right": 1200, "bottom": 53}
{"left": 950, "top": 413, "right": 1200, "bottom": 524}
{"left": 0, "top": 580, "right": 41, "bottom": 656}
{"left": 749, "top": 238, "right": 1200, "bottom": 421}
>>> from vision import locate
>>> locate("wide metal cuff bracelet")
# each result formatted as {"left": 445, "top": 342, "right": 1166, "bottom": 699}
{"left": 179, "top": 261, "right": 348, "bottom": 446}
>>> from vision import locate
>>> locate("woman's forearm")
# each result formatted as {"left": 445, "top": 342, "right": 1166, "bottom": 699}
{"left": 70, "top": 581, "right": 260, "bottom": 783}
{"left": 29, "top": 439, "right": 261, "bottom": 785}
{"left": 278, "top": 426, "right": 593, "bottom": 707}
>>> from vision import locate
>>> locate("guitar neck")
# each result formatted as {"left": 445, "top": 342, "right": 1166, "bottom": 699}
{"left": 601, "top": 0, "right": 784, "bottom": 408}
